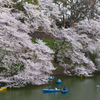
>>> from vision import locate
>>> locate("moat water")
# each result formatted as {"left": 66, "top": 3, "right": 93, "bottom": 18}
{"left": 1, "top": 75, "right": 100, "bottom": 100}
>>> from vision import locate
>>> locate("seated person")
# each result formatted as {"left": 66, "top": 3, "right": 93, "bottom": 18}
{"left": 63, "top": 86, "right": 67, "bottom": 90}
{"left": 50, "top": 75, "right": 54, "bottom": 78}
{"left": 58, "top": 79, "right": 61, "bottom": 82}
{"left": 55, "top": 87, "right": 57, "bottom": 90}
{"left": 48, "top": 86, "right": 51, "bottom": 90}
{"left": 50, "top": 76, "right": 52, "bottom": 78}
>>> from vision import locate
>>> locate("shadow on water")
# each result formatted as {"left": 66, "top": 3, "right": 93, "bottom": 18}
{"left": 61, "top": 92, "right": 67, "bottom": 95}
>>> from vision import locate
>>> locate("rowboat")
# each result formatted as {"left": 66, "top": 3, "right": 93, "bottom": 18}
{"left": 0, "top": 86, "right": 7, "bottom": 91}
{"left": 56, "top": 81, "right": 62, "bottom": 84}
{"left": 61, "top": 89, "right": 67, "bottom": 93}
{"left": 43, "top": 89, "right": 60, "bottom": 92}
{"left": 79, "top": 75, "right": 83, "bottom": 78}
{"left": 49, "top": 77, "right": 55, "bottom": 80}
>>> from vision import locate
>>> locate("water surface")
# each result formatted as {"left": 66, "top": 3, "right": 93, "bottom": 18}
{"left": 0, "top": 75, "right": 100, "bottom": 100}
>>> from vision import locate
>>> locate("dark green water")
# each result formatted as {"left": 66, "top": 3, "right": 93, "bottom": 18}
{"left": 1, "top": 75, "right": 100, "bottom": 100}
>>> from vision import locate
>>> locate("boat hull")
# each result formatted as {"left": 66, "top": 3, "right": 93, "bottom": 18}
{"left": 43, "top": 89, "right": 60, "bottom": 92}
{"left": 61, "top": 90, "right": 67, "bottom": 93}
{"left": 0, "top": 87, "right": 7, "bottom": 91}
{"left": 56, "top": 81, "right": 62, "bottom": 84}
{"left": 49, "top": 78, "right": 55, "bottom": 80}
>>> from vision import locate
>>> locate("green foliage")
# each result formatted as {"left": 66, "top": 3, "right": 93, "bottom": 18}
{"left": 93, "top": 53, "right": 98, "bottom": 58}
{"left": 42, "top": 39, "right": 55, "bottom": 49}
{"left": 31, "top": 39, "right": 72, "bottom": 64}
{"left": 33, "top": 52, "right": 37, "bottom": 60}
{"left": 33, "top": 0, "right": 39, "bottom": 5}
{"left": 83, "top": 63, "right": 87, "bottom": 67}
{"left": 13, "top": 2, "right": 24, "bottom": 11}
{"left": 52, "top": 61, "right": 62, "bottom": 68}
{"left": 53, "top": 0, "right": 67, "bottom": 4}
{"left": 36, "top": 7, "right": 41, "bottom": 12}
{"left": 63, "top": 57, "right": 72, "bottom": 65}
{"left": 31, "top": 39, "right": 37, "bottom": 43}
{"left": 18, "top": 17, "right": 25, "bottom": 23}
{"left": 12, "top": 0, "right": 19, "bottom": 2}
{"left": 31, "top": 39, "right": 54, "bottom": 49}
{"left": 74, "top": 62, "right": 78, "bottom": 66}
{"left": 24, "top": 0, "right": 39, "bottom": 5}
{"left": 80, "top": 42, "right": 85, "bottom": 46}
{"left": 0, "top": 48, "right": 25, "bottom": 76}
{"left": 52, "top": 39, "right": 72, "bottom": 64}
{"left": 53, "top": 39, "right": 72, "bottom": 51}
{"left": 12, "top": 2, "right": 26, "bottom": 14}
{"left": 11, "top": 0, "right": 39, "bottom": 13}
{"left": 0, "top": 61, "right": 24, "bottom": 76}
{"left": 31, "top": 39, "right": 98, "bottom": 69}
{"left": 22, "top": 47, "right": 28, "bottom": 53}
{"left": 85, "top": 51, "right": 98, "bottom": 66}
{"left": 7, "top": 61, "right": 24, "bottom": 76}
{"left": 0, "top": 67, "right": 7, "bottom": 73}
{"left": 0, "top": 48, "right": 9, "bottom": 63}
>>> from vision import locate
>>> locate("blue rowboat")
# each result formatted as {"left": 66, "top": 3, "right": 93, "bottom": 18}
{"left": 61, "top": 89, "right": 67, "bottom": 93}
{"left": 43, "top": 89, "right": 60, "bottom": 92}
{"left": 49, "top": 77, "right": 55, "bottom": 80}
{"left": 56, "top": 81, "right": 62, "bottom": 84}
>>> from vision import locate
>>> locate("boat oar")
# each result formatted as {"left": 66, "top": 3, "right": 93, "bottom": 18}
{"left": 67, "top": 90, "right": 72, "bottom": 93}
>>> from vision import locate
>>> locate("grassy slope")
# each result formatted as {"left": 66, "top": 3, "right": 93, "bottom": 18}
{"left": 31, "top": 39, "right": 65, "bottom": 74}
{"left": 31, "top": 39, "right": 54, "bottom": 49}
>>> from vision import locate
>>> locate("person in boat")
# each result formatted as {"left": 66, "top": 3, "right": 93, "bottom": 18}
{"left": 50, "top": 76, "right": 52, "bottom": 78}
{"left": 48, "top": 86, "right": 51, "bottom": 90}
{"left": 50, "top": 75, "right": 53, "bottom": 78}
{"left": 63, "top": 86, "right": 67, "bottom": 90}
{"left": 58, "top": 79, "right": 61, "bottom": 82}
{"left": 55, "top": 87, "right": 57, "bottom": 90}
{"left": 79, "top": 74, "right": 83, "bottom": 78}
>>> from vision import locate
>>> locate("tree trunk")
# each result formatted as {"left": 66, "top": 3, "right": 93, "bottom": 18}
{"left": 54, "top": 51, "right": 58, "bottom": 63}
{"left": 62, "top": 14, "right": 65, "bottom": 28}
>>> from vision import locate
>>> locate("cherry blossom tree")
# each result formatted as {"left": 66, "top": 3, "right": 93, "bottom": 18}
{"left": 0, "top": 0, "right": 100, "bottom": 88}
